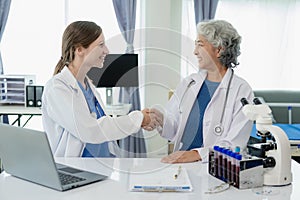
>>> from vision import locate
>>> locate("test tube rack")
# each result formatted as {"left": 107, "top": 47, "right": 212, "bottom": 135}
{"left": 208, "top": 146, "right": 264, "bottom": 189}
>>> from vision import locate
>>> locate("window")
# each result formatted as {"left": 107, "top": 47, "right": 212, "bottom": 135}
{"left": 1, "top": 0, "right": 142, "bottom": 130}
{"left": 181, "top": 0, "right": 300, "bottom": 90}
{"left": 2, "top": 0, "right": 141, "bottom": 85}
{"left": 2, "top": 0, "right": 65, "bottom": 84}
{"left": 181, "top": 0, "right": 197, "bottom": 78}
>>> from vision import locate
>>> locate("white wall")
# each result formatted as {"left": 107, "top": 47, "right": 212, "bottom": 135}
{"left": 142, "top": 0, "right": 182, "bottom": 157}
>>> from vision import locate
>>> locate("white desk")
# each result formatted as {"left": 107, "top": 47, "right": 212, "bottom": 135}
{"left": 267, "top": 103, "right": 300, "bottom": 107}
{"left": 0, "top": 158, "right": 299, "bottom": 200}
{"left": 0, "top": 105, "right": 42, "bottom": 127}
{"left": 0, "top": 104, "right": 131, "bottom": 127}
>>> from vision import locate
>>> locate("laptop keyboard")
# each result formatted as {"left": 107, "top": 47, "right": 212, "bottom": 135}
{"left": 58, "top": 172, "right": 86, "bottom": 185}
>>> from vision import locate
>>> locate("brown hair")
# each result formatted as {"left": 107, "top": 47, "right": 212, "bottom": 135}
{"left": 53, "top": 21, "right": 102, "bottom": 75}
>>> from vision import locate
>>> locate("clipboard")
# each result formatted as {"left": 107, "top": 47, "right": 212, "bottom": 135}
{"left": 128, "top": 166, "right": 193, "bottom": 192}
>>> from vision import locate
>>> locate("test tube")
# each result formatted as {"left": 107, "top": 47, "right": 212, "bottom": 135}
{"left": 222, "top": 149, "right": 228, "bottom": 181}
{"left": 208, "top": 148, "right": 214, "bottom": 175}
{"left": 230, "top": 146, "right": 240, "bottom": 185}
{"left": 288, "top": 106, "right": 292, "bottom": 125}
{"left": 227, "top": 150, "right": 233, "bottom": 183}
{"left": 213, "top": 146, "right": 219, "bottom": 177}
{"left": 234, "top": 146, "right": 240, "bottom": 154}
{"left": 231, "top": 152, "right": 236, "bottom": 186}
{"left": 235, "top": 154, "right": 242, "bottom": 188}
{"left": 218, "top": 147, "right": 224, "bottom": 179}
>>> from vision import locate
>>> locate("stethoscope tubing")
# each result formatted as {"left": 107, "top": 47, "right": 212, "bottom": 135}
{"left": 213, "top": 69, "right": 234, "bottom": 135}
{"left": 219, "top": 69, "right": 234, "bottom": 126}
{"left": 178, "top": 69, "right": 234, "bottom": 136}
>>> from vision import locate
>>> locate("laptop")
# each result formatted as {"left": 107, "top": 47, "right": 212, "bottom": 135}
{"left": 0, "top": 123, "right": 107, "bottom": 191}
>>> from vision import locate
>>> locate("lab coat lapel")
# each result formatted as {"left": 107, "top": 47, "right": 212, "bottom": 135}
{"left": 202, "top": 69, "right": 233, "bottom": 145}
{"left": 86, "top": 77, "right": 107, "bottom": 114}
{"left": 205, "top": 69, "right": 233, "bottom": 112}
{"left": 173, "top": 71, "right": 206, "bottom": 150}
{"left": 60, "top": 67, "right": 80, "bottom": 95}
{"left": 86, "top": 76, "right": 120, "bottom": 156}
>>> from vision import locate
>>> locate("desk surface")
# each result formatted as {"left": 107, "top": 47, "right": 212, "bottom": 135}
{"left": 267, "top": 103, "right": 300, "bottom": 107}
{"left": 0, "top": 158, "right": 299, "bottom": 200}
{"left": 0, "top": 105, "right": 42, "bottom": 115}
{"left": 0, "top": 104, "right": 131, "bottom": 116}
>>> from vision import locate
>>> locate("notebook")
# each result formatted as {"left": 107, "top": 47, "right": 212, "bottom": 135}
{"left": 129, "top": 165, "right": 193, "bottom": 192}
{"left": 0, "top": 123, "right": 107, "bottom": 191}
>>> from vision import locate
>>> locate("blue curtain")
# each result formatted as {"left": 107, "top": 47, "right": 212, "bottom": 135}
{"left": 0, "top": 0, "right": 11, "bottom": 74}
{"left": 194, "top": 0, "right": 219, "bottom": 24}
{"left": 112, "top": 0, "right": 136, "bottom": 53}
{"left": 118, "top": 88, "right": 147, "bottom": 158}
{"left": 0, "top": 0, "right": 11, "bottom": 124}
{"left": 112, "top": 0, "right": 146, "bottom": 158}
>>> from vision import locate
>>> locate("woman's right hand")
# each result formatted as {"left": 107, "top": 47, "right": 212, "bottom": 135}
{"left": 161, "top": 150, "right": 201, "bottom": 163}
{"left": 150, "top": 108, "right": 164, "bottom": 127}
{"left": 141, "top": 108, "right": 152, "bottom": 130}
{"left": 141, "top": 108, "right": 164, "bottom": 131}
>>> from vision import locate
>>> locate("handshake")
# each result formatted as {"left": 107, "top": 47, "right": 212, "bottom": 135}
{"left": 141, "top": 108, "right": 164, "bottom": 131}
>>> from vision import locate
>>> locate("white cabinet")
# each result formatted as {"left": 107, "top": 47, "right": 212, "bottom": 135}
{"left": 0, "top": 75, "right": 36, "bottom": 105}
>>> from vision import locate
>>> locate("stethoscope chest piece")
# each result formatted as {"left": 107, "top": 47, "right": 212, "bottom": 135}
{"left": 212, "top": 69, "right": 234, "bottom": 137}
{"left": 214, "top": 125, "right": 223, "bottom": 136}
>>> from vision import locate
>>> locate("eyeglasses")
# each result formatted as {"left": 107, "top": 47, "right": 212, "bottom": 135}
{"left": 205, "top": 182, "right": 231, "bottom": 194}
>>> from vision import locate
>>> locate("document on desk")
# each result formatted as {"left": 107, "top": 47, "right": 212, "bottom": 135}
{"left": 128, "top": 166, "right": 193, "bottom": 192}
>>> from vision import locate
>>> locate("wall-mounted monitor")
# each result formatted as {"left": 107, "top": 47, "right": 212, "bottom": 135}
{"left": 87, "top": 54, "right": 138, "bottom": 87}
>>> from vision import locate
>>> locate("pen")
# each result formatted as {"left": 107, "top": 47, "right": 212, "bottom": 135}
{"left": 174, "top": 165, "right": 182, "bottom": 179}
{"left": 133, "top": 185, "right": 191, "bottom": 192}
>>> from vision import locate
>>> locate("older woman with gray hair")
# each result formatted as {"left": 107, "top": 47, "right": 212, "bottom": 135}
{"left": 151, "top": 19, "right": 254, "bottom": 163}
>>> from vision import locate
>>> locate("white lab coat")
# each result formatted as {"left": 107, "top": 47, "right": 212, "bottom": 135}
{"left": 160, "top": 69, "right": 254, "bottom": 161}
{"left": 42, "top": 67, "right": 143, "bottom": 157}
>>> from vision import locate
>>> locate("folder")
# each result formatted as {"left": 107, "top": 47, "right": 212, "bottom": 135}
{"left": 128, "top": 165, "right": 193, "bottom": 192}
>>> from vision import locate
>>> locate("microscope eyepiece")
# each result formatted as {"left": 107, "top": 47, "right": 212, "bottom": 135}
{"left": 253, "top": 97, "right": 262, "bottom": 105}
{"left": 240, "top": 98, "right": 249, "bottom": 106}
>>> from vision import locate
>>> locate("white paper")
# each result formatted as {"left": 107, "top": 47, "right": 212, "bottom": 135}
{"left": 128, "top": 166, "right": 193, "bottom": 192}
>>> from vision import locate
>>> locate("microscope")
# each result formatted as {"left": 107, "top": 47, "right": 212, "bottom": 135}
{"left": 241, "top": 98, "right": 293, "bottom": 186}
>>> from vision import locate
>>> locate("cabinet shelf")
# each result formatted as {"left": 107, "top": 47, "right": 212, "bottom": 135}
{"left": 0, "top": 75, "right": 36, "bottom": 105}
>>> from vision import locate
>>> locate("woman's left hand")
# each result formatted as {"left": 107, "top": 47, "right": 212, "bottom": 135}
{"left": 161, "top": 150, "right": 201, "bottom": 163}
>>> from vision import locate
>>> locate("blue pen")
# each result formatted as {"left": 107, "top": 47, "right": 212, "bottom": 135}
{"left": 133, "top": 185, "right": 191, "bottom": 192}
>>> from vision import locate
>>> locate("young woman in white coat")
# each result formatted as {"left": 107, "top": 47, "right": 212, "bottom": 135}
{"left": 151, "top": 20, "right": 254, "bottom": 163}
{"left": 42, "top": 21, "right": 153, "bottom": 157}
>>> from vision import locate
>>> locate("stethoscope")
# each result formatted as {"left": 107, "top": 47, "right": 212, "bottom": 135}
{"left": 178, "top": 69, "right": 234, "bottom": 136}
{"left": 214, "top": 69, "right": 234, "bottom": 135}
{"left": 94, "top": 99, "right": 105, "bottom": 118}
{"left": 83, "top": 79, "right": 105, "bottom": 119}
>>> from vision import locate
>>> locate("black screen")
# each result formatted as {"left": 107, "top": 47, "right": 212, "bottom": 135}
{"left": 87, "top": 54, "right": 138, "bottom": 87}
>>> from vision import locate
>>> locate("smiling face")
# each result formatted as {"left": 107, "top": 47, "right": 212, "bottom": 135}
{"left": 84, "top": 33, "right": 109, "bottom": 68}
{"left": 193, "top": 35, "right": 221, "bottom": 71}
{"left": 73, "top": 32, "right": 110, "bottom": 80}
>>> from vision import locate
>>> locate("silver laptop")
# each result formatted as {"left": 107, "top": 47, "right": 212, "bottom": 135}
{"left": 0, "top": 123, "right": 107, "bottom": 191}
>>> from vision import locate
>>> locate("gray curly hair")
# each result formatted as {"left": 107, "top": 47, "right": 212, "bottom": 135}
{"left": 197, "top": 19, "right": 241, "bottom": 68}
